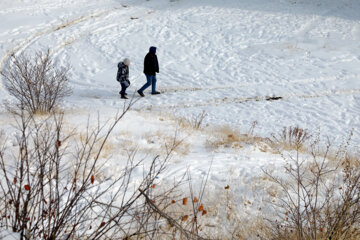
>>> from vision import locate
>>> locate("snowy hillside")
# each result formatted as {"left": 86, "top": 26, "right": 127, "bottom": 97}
{"left": 1, "top": 0, "right": 359, "bottom": 144}
{"left": 0, "top": 0, "right": 360, "bottom": 238}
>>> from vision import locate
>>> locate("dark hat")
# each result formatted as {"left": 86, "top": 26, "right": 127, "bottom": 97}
{"left": 149, "top": 46, "right": 157, "bottom": 54}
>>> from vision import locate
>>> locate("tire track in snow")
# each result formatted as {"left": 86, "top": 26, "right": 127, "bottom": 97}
{"left": 159, "top": 74, "right": 360, "bottom": 94}
{"left": 145, "top": 88, "right": 360, "bottom": 111}
{"left": 0, "top": 6, "right": 129, "bottom": 95}
{"left": 0, "top": 7, "right": 126, "bottom": 70}
{"left": 0, "top": 2, "right": 156, "bottom": 97}
{"left": 51, "top": 8, "right": 154, "bottom": 56}
{"left": 1, "top": 4, "right": 153, "bottom": 69}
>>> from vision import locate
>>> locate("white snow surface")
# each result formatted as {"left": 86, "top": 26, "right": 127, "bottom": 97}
{"left": 1, "top": 0, "right": 359, "bottom": 143}
{"left": 0, "top": 0, "right": 360, "bottom": 236}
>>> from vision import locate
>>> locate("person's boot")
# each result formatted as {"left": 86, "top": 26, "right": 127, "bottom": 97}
{"left": 121, "top": 95, "right": 128, "bottom": 99}
{"left": 151, "top": 91, "right": 161, "bottom": 95}
{"left": 137, "top": 90, "right": 145, "bottom": 97}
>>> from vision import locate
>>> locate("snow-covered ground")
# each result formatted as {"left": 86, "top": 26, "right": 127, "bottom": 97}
{"left": 1, "top": 0, "right": 359, "bottom": 143}
{"left": 1, "top": 0, "right": 360, "bottom": 236}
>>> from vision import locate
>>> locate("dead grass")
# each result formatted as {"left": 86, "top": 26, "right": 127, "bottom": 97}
{"left": 205, "top": 123, "right": 263, "bottom": 151}
{"left": 144, "top": 130, "right": 190, "bottom": 156}
{"left": 261, "top": 136, "right": 360, "bottom": 240}
{"left": 173, "top": 181, "right": 273, "bottom": 240}
{"left": 7, "top": 105, "right": 354, "bottom": 239}
{"left": 266, "top": 126, "right": 311, "bottom": 153}
{"left": 157, "top": 111, "right": 208, "bottom": 133}
{"left": 205, "top": 125, "right": 243, "bottom": 150}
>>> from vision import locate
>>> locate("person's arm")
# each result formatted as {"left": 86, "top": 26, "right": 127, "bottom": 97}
{"left": 155, "top": 55, "right": 159, "bottom": 73}
{"left": 125, "top": 66, "right": 129, "bottom": 81}
{"left": 144, "top": 54, "right": 151, "bottom": 74}
{"left": 116, "top": 67, "right": 122, "bottom": 82}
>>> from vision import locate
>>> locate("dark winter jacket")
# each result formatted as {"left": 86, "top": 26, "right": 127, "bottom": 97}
{"left": 117, "top": 62, "right": 129, "bottom": 83}
{"left": 143, "top": 47, "right": 159, "bottom": 76}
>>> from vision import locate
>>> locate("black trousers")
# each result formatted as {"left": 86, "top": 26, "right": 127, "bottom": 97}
{"left": 120, "top": 82, "right": 128, "bottom": 96}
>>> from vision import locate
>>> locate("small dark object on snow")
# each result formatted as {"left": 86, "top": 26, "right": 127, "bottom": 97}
{"left": 266, "top": 96, "right": 283, "bottom": 101}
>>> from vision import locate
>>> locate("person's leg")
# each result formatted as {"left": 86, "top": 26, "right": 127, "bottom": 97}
{"left": 120, "top": 83, "right": 126, "bottom": 95}
{"left": 151, "top": 75, "right": 157, "bottom": 93}
{"left": 120, "top": 83, "right": 128, "bottom": 98}
{"left": 139, "top": 75, "right": 152, "bottom": 92}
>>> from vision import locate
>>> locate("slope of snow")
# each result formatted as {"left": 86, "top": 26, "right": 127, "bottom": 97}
{"left": 0, "top": 0, "right": 360, "bottom": 236}
{"left": 2, "top": 0, "right": 359, "bottom": 144}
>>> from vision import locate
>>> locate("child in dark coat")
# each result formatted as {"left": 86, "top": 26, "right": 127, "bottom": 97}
{"left": 116, "top": 58, "right": 130, "bottom": 99}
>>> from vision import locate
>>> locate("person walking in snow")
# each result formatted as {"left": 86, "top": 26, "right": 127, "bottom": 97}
{"left": 117, "top": 58, "right": 131, "bottom": 99}
{"left": 137, "top": 46, "right": 160, "bottom": 97}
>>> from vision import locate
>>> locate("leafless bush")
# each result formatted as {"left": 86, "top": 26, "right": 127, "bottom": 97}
{"left": 1, "top": 50, "right": 72, "bottom": 114}
{"left": 263, "top": 136, "right": 360, "bottom": 240}
{"left": 247, "top": 120, "right": 258, "bottom": 137}
{"left": 138, "top": 167, "right": 211, "bottom": 240}
{"left": 191, "top": 111, "right": 207, "bottom": 130}
{"left": 176, "top": 111, "right": 207, "bottom": 131}
{"left": 267, "top": 126, "right": 311, "bottom": 153}
{"left": 0, "top": 100, "right": 182, "bottom": 239}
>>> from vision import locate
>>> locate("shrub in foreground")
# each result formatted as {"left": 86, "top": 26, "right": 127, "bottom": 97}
{"left": 1, "top": 50, "right": 72, "bottom": 114}
{"left": 0, "top": 101, "right": 179, "bottom": 239}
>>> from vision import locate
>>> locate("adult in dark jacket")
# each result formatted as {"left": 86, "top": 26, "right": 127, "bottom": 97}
{"left": 137, "top": 46, "right": 160, "bottom": 97}
{"left": 117, "top": 58, "right": 130, "bottom": 99}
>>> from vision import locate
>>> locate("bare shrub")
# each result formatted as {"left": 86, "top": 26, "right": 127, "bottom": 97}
{"left": 176, "top": 111, "right": 208, "bottom": 132}
{"left": 263, "top": 137, "right": 360, "bottom": 240}
{"left": 138, "top": 128, "right": 190, "bottom": 159}
{"left": 157, "top": 131, "right": 190, "bottom": 156}
{"left": 247, "top": 120, "right": 258, "bottom": 137}
{"left": 1, "top": 50, "right": 72, "bottom": 114}
{"left": 138, "top": 167, "right": 211, "bottom": 239}
{"left": 267, "top": 126, "right": 311, "bottom": 153}
{"left": 191, "top": 111, "right": 207, "bottom": 130}
{"left": 0, "top": 100, "right": 181, "bottom": 239}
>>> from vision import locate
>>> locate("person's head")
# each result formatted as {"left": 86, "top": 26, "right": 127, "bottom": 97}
{"left": 123, "top": 58, "right": 130, "bottom": 66}
{"left": 149, "top": 46, "right": 157, "bottom": 54}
